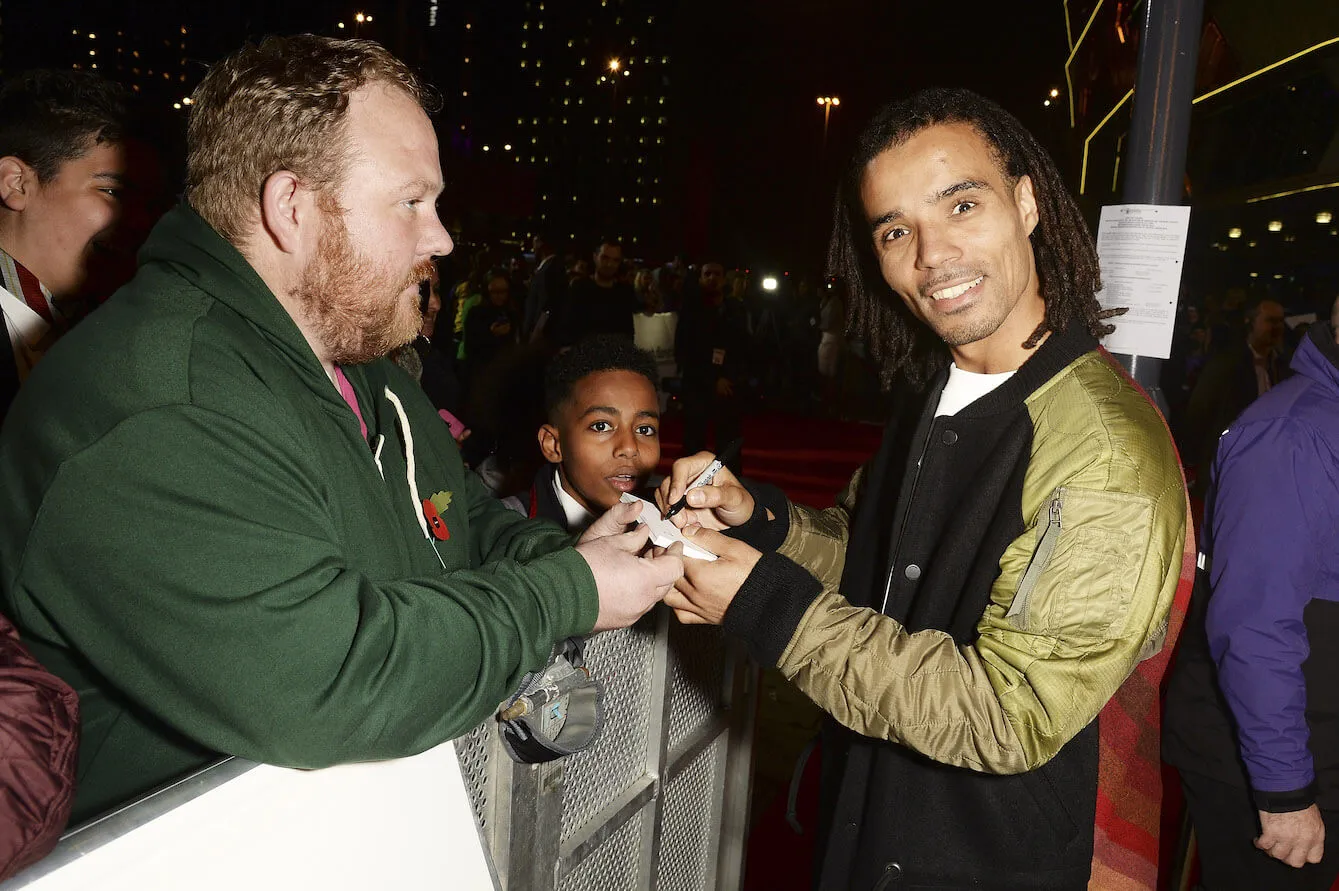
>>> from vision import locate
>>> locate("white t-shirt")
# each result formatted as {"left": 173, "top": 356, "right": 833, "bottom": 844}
{"left": 934, "top": 363, "right": 1016, "bottom": 417}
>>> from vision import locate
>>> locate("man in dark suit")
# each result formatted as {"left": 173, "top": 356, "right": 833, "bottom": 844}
{"left": 522, "top": 232, "right": 565, "bottom": 343}
{"left": 1185, "top": 297, "right": 1287, "bottom": 493}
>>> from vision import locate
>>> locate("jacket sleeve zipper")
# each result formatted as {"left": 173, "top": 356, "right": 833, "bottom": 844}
{"left": 1005, "top": 489, "right": 1064, "bottom": 628}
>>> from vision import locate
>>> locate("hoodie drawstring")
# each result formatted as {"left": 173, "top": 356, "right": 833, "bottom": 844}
{"left": 383, "top": 386, "right": 431, "bottom": 542}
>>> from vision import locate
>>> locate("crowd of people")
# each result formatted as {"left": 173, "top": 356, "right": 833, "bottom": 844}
{"left": 0, "top": 32, "right": 1334, "bottom": 891}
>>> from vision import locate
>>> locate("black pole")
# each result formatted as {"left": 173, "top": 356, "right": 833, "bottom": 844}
{"left": 1111, "top": 0, "right": 1205, "bottom": 414}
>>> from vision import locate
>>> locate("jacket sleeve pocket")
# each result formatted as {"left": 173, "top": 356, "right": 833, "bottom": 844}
{"left": 1009, "top": 486, "right": 1152, "bottom": 644}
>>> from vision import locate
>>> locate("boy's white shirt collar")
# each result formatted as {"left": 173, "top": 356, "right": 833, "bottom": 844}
{"left": 552, "top": 470, "right": 596, "bottom": 531}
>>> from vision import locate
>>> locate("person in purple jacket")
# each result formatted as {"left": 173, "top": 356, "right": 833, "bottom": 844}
{"left": 1164, "top": 317, "right": 1339, "bottom": 890}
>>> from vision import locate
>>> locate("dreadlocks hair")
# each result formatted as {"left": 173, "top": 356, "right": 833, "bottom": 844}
{"left": 826, "top": 87, "right": 1122, "bottom": 390}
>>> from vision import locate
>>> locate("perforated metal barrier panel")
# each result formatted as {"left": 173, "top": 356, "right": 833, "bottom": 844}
{"left": 463, "top": 607, "right": 757, "bottom": 891}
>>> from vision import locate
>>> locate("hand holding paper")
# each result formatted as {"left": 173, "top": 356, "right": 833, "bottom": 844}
{"left": 619, "top": 493, "right": 717, "bottom": 561}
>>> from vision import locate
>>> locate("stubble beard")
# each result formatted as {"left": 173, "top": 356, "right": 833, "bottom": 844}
{"left": 295, "top": 215, "right": 435, "bottom": 366}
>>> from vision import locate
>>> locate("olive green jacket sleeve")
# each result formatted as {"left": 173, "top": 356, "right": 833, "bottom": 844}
{"left": 758, "top": 359, "right": 1187, "bottom": 774}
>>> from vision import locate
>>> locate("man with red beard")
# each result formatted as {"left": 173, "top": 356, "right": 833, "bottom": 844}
{"left": 0, "top": 35, "right": 682, "bottom": 825}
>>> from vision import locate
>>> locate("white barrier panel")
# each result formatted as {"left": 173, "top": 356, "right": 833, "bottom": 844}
{"left": 9, "top": 742, "right": 496, "bottom": 891}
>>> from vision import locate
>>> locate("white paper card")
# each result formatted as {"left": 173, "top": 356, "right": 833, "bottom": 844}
{"left": 1094, "top": 204, "right": 1191, "bottom": 360}
{"left": 620, "top": 492, "right": 718, "bottom": 560}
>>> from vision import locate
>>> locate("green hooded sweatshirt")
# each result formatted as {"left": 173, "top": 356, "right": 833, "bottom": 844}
{"left": 0, "top": 206, "right": 598, "bottom": 824}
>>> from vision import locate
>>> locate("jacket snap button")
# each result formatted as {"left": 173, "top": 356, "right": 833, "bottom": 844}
{"left": 873, "top": 861, "right": 903, "bottom": 889}
{"left": 904, "top": 564, "right": 921, "bottom": 581}
{"left": 942, "top": 429, "right": 959, "bottom": 444}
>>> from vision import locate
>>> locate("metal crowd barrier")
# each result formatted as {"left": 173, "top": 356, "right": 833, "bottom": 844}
{"left": 1, "top": 606, "right": 757, "bottom": 891}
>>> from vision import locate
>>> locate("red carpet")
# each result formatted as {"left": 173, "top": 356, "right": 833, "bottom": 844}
{"left": 656, "top": 411, "right": 884, "bottom": 509}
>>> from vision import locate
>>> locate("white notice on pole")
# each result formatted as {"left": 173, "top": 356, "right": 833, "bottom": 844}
{"left": 1094, "top": 203, "right": 1191, "bottom": 360}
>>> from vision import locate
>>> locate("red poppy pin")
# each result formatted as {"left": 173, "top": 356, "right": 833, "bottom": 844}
{"left": 422, "top": 490, "right": 453, "bottom": 541}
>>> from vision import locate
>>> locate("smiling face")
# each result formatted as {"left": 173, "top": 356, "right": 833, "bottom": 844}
{"left": 861, "top": 121, "right": 1045, "bottom": 373}
{"left": 539, "top": 369, "right": 661, "bottom": 514}
{"left": 0, "top": 138, "right": 128, "bottom": 297}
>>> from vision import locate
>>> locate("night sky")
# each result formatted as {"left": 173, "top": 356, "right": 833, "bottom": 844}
{"left": 8, "top": 0, "right": 1071, "bottom": 272}
{"left": 675, "top": 0, "right": 1071, "bottom": 269}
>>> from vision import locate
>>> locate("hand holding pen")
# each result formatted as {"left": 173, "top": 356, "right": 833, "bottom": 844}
{"left": 657, "top": 440, "right": 754, "bottom": 530}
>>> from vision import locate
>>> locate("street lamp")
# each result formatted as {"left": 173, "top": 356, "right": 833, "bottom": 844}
{"left": 817, "top": 96, "right": 840, "bottom": 149}
{"left": 608, "top": 59, "right": 621, "bottom": 72}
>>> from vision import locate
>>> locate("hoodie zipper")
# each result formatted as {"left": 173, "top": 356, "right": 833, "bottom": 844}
{"left": 1005, "top": 489, "right": 1065, "bottom": 629}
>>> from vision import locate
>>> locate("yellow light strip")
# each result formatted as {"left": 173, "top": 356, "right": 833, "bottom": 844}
{"left": 1194, "top": 36, "right": 1339, "bottom": 105}
{"left": 1245, "top": 181, "right": 1339, "bottom": 204}
{"left": 1080, "top": 87, "right": 1134, "bottom": 195}
{"left": 1065, "top": 0, "right": 1106, "bottom": 128}
{"left": 1064, "top": 0, "right": 1074, "bottom": 52}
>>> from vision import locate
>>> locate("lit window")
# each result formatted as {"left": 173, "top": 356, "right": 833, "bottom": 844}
{"left": 580, "top": 58, "right": 587, "bottom": 66}
{"left": 662, "top": 56, "right": 669, "bottom": 64}
{"left": 521, "top": 41, "right": 528, "bottom": 48}
{"left": 658, "top": 97, "right": 664, "bottom": 104}
{"left": 462, "top": 91, "right": 469, "bottom": 97}
{"left": 521, "top": 60, "right": 527, "bottom": 68}
{"left": 517, "top": 117, "right": 524, "bottom": 125}
{"left": 563, "top": 98, "right": 570, "bottom": 106}
{"left": 523, "top": 21, "right": 529, "bottom": 29}
{"left": 536, "top": 60, "right": 543, "bottom": 68}
{"left": 630, "top": 38, "right": 637, "bottom": 46}
{"left": 568, "top": 40, "right": 574, "bottom": 48}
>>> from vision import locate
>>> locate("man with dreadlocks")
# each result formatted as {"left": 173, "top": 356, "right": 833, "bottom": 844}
{"left": 656, "top": 88, "right": 1191, "bottom": 889}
